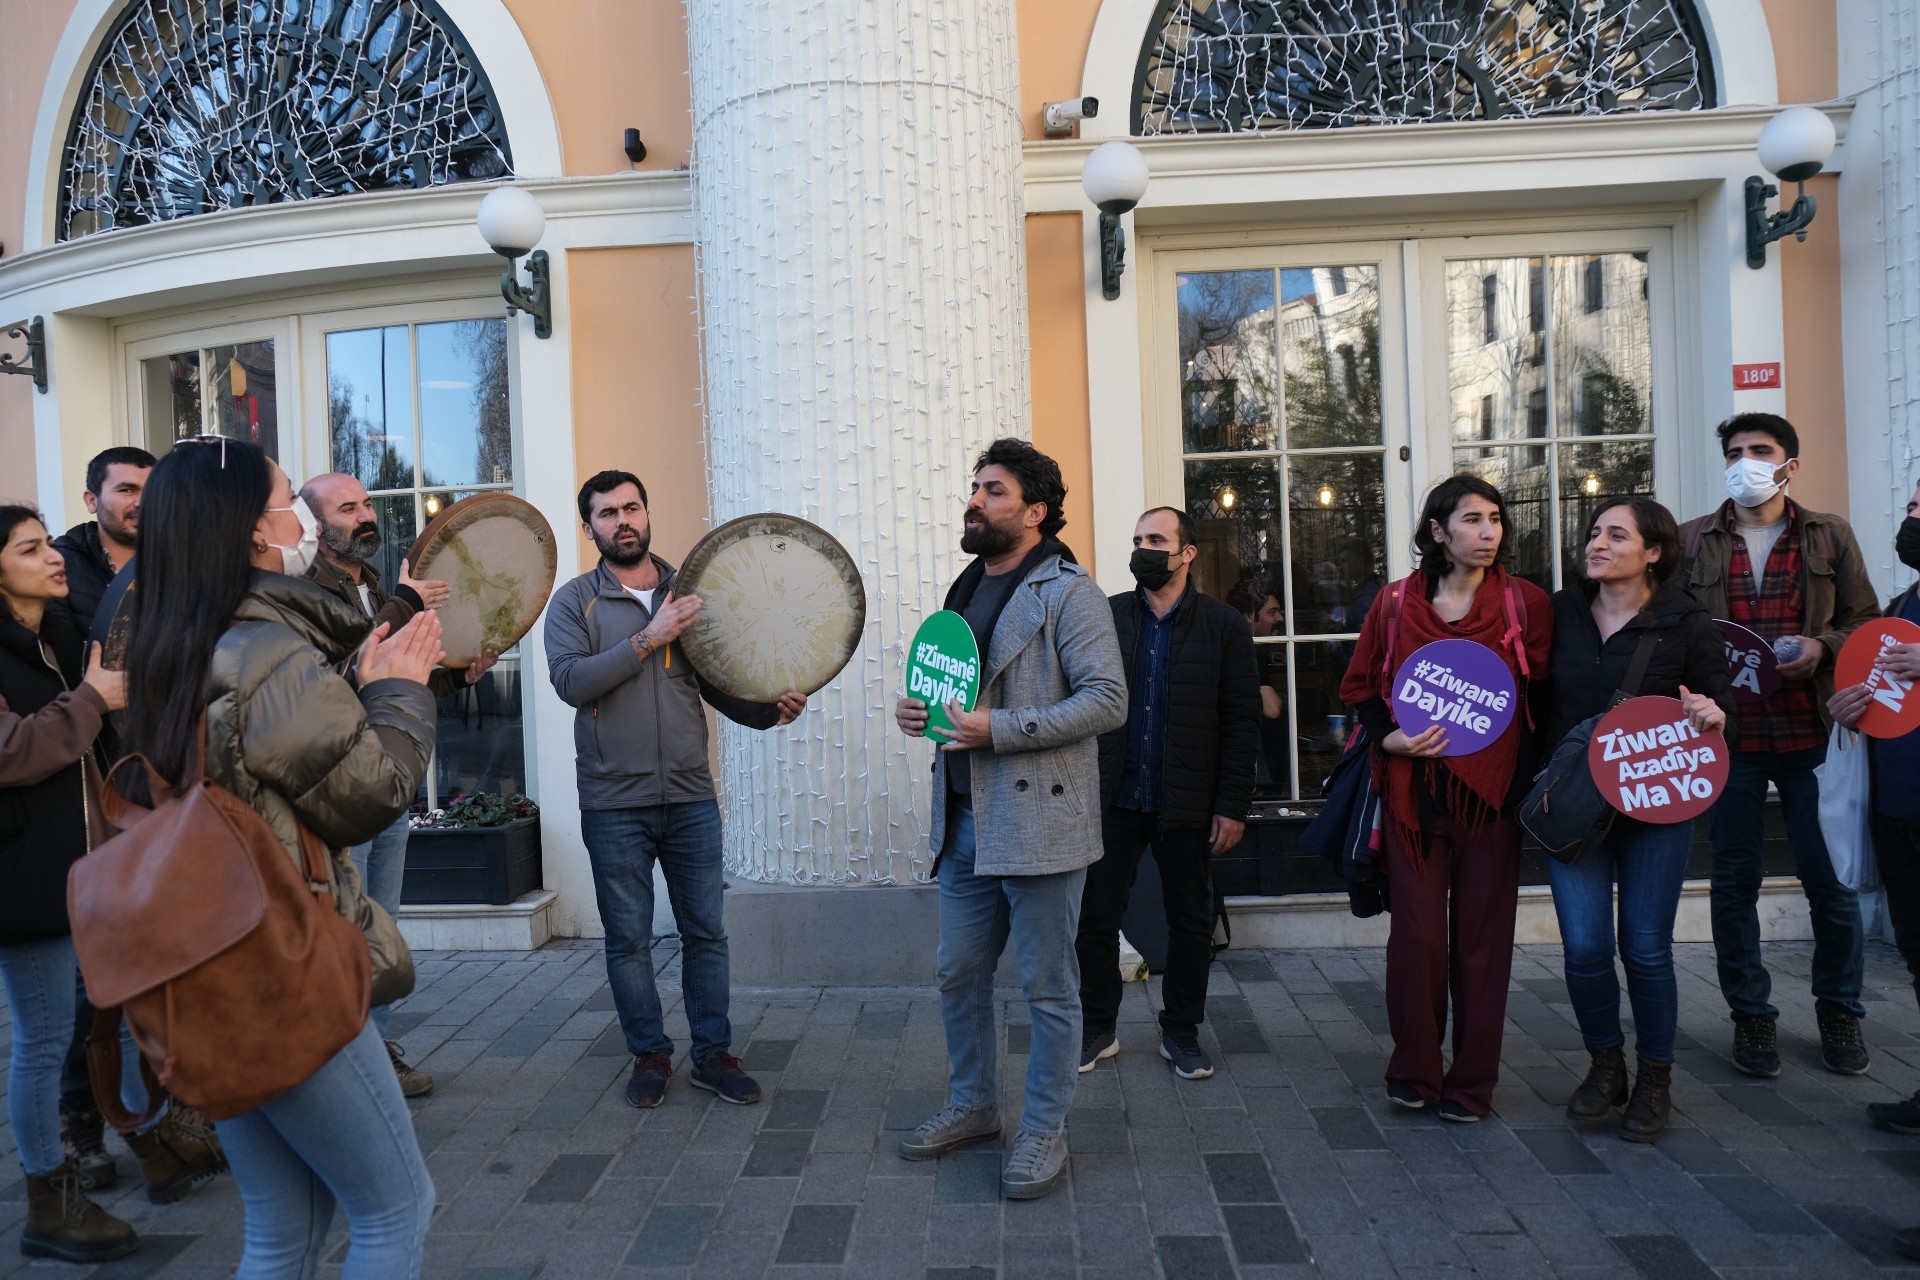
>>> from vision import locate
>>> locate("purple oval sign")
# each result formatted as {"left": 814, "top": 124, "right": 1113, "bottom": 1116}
{"left": 1714, "top": 619, "right": 1781, "bottom": 704}
{"left": 1391, "top": 639, "right": 1518, "bottom": 757}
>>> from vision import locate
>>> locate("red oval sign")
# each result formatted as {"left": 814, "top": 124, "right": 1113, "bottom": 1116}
{"left": 1587, "top": 696, "right": 1731, "bottom": 824}
{"left": 1715, "top": 619, "right": 1781, "bottom": 704}
{"left": 1834, "top": 618, "right": 1920, "bottom": 740}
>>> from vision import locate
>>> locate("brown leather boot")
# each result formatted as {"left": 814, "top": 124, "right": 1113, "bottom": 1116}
{"left": 1619, "top": 1059, "right": 1672, "bottom": 1143}
{"left": 19, "top": 1161, "right": 138, "bottom": 1263}
{"left": 123, "top": 1107, "right": 228, "bottom": 1204}
{"left": 1566, "top": 1046, "right": 1628, "bottom": 1126}
{"left": 59, "top": 1107, "right": 116, "bottom": 1190}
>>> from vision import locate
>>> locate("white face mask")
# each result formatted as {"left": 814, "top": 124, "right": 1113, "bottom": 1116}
{"left": 265, "top": 495, "right": 321, "bottom": 578}
{"left": 1724, "top": 457, "right": 1787, "bottom": 509}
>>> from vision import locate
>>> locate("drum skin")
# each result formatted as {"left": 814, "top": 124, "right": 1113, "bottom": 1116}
{"left": 673, "top": 513, "right": 865, "bottom": 702}
{"left": 404, "top": 494, "right": 557, "bottom": 668}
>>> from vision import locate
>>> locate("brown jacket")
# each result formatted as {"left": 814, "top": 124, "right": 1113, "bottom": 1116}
{"left": 1678, "top": 499, "right": 1883, "bottom": 728}
{"left": 307, "top": 555, "right": 459, "bottom": 697}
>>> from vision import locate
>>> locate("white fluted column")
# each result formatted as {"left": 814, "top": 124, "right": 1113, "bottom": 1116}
{"left": 687, "top": 0, "right": 1030, "bottom": 884}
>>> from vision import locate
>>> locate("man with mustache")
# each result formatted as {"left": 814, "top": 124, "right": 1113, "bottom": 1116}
{"left": 893, "top": 440, "right": 1125, "bottom": 1200}
{"left": 546, "top": 470, "right": 806, "bottom": 1110}
{"left": 298, "top": 472, "right": 498, "bottom": 1098}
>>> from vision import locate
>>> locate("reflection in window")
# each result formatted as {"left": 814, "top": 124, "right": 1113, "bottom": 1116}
{"left": 1176, "top": 265, "right": 1387, "bottom": 799}
{"left": 1445, "top": 253, "right": 1655, "bottom": 590}
{"left": 326, "top": 317, "right": 519, "bottom": 810}
{"left": 1134, "top": 0, "right": 1714, "bottom": 135}
{"left": 141, "top": 341, "right": 278, "bottom": 459}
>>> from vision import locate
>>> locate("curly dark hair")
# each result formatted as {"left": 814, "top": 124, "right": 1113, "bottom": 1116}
{"left": 975, "top": 439, "right": 1067, "bottom": 537}
{"left": 1414, "top": 474, "right": 1512, "bottom": 577}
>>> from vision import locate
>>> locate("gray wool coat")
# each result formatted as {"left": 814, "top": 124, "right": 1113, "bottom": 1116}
{"left": 929, "top": 554, "right": 1127, "bottom": 877}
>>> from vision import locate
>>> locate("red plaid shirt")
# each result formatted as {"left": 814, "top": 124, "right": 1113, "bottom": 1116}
{"left": 1727, "top": 509, "right": 1825, "bottom": 753}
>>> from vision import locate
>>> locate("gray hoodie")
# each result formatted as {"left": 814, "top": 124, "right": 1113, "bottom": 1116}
{"left": 544, "top": 557, "right": 778, "bottom": 810}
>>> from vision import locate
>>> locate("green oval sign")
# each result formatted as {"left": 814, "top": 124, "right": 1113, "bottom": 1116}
{"left": 907, "top": 610, "right": 982, "bottom": 741}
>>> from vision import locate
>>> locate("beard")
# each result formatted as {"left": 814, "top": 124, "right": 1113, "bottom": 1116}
{"left": 97, "top": 506, "right": 137, "bottom": 549}
{"left": 960, "top": 515, "right": 1020, "bottom": 559}
{"left": 595, "top": 523, "right": 650, "bottom": 567}
{"left": 321, "top": 519, "right": 382, "bottom": 564}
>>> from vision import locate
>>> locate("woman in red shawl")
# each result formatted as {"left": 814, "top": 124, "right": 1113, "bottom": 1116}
{"left": 1339, "top": 476, "right": 1553, "bottom": 1121}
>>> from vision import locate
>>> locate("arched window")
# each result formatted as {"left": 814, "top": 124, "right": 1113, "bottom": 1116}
{"left": 1134, "top": 0, "right": 1714, "bottom": 136}
{"left": 58, "top": 0, "right": 514, "bottom": 241}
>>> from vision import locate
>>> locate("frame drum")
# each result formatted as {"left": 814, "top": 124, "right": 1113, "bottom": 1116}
{"left": 404, "top": 494, "right": 557, "bottom": 668}
{"left": 674, "top": 513, "right": 866, "bottom": 702}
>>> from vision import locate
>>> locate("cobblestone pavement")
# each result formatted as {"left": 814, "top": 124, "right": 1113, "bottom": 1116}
{"left": 6, "top": 938, "right": 1920, "bottom": 1278}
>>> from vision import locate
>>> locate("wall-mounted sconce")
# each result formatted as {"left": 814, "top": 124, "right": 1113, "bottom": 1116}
{"left": 623, "top": 128, "right": 648, "bottom": 164}
{"left": 476, "top": 186, "right": 552, "bottom": 339}
{"left": 0, "top": 317, "right": 47, "bottom": 393}
{"left": 1081, "top": 140, "right": 1150, "bottom": 301}
{"left": 1746, "top": 105, "right": 1836, "bottom": 269}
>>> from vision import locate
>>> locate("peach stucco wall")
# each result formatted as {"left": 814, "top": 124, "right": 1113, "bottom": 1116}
{"left": 500, "top": 0, "right": 691, "bottom": 175}
{"left": 565, "top": 245, "right": 710, "bottom": 568}
{"left": 1025, "top": 213, "right": 1097, "bottom": 575}
{"left": 1017, "top": 0, "right": 1104, "bottom": 141}
{"left": 0, "top": 0, "right": 71, "bottom": 492}
{"left": 1757, "top": 0, "right": 1848, "bottom": 518}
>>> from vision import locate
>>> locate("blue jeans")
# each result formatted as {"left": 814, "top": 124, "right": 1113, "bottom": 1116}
{"left": 0, "top": 937, "right": 148, "bottom": 1174}
{"left": 1547, "top": 819, "right": 1696, "bottom": 1064}
{"left": 936, "top": 808, "right": 1087, "bottom": 1136}
{"left": 1709, "top": 745, "right": 1865, "bottom": 1019}
{"left": 350, "top": 814, "right": 412, "bottom": 1038}
{"left": 215, "top": 1021, "right": 434, "bottom": 1280}
{"left": 580, "top": 801, "right": 731, "bottom": 1061}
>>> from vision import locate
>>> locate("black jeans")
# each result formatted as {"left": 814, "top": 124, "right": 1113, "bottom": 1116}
{"left": 1874, "top": 811, "right": 1920, "bottom": 1010}
{"left": 1075, "top": 808, "right": 1214, "bottom": 1037}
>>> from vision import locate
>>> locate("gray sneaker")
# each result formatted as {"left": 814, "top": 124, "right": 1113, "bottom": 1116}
{"left": 1001, "top": 1128, "right": 1068, "bottom": 1200}
{"left": 898, "top": 1103, "right": 1001, "bottom": 1161}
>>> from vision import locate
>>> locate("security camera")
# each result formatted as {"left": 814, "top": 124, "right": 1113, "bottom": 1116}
{"left": 623, "top": 128, "right": 648, "bottom": 165}
{"left": 1042, "top": 97, "right": 1099, "bottom": 138}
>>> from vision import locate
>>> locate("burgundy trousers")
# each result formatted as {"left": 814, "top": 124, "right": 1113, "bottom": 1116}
{"left": 1382, "top": 813, "right": 1522, "bottom": 1117}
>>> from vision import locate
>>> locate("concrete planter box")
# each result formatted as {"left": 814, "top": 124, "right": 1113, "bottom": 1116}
{"left": 402, "top": 817, "right": 542, "bottom": 906}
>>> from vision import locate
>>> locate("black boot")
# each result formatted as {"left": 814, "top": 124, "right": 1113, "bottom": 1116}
{"left": 1619, "top": 1060, "right": 1672, "bottom": 1144}
{"left": 1566, "top": 1046, "right": 1629, "bottom": 1126}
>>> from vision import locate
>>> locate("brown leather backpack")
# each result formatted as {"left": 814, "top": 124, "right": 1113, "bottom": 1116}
{"left": 69, "top": 755, "right": 370, "bottom": 1125}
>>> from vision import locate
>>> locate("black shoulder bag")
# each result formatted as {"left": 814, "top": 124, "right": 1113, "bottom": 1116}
{"left": 1517, "top": 629, "right": 1660, "bottom": 865}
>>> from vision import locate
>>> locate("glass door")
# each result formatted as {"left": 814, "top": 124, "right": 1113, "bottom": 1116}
{"left": 1149, "top": 245, "right": 1411, "bottom": 801}
{"left": 1419, "top": 230, "right": 1678, "bottom": 592}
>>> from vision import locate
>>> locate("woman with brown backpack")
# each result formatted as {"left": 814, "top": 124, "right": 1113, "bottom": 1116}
{"left": 117, "top": 439, "right": 443, "bottom": 1278}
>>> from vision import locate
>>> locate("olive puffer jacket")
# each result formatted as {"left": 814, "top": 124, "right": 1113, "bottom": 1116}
{"left": 201, "top": 573, "right": 437, "bottom": 920}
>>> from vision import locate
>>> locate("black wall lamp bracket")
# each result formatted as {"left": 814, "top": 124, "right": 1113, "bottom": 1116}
{"left": 500, "top": 251, "right": 552, "bottom": 339}
{"left": 1099, "top": 212, "right": 1127, "bottom": 301}
{"left": 1746, "top": 175, "right": 1817, "bottom": 270}
{"left": 0, "top": 317, "right": 47, "bottom": 393}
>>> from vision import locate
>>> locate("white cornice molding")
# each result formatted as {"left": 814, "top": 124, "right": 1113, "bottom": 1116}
{"left": 0, "top": 173, "right": 692, "bottom": 315}
{"left": 1023, "top": 103, "right": 1853, "bottom": 210}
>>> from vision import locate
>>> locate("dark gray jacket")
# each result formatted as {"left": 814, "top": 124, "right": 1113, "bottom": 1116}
{"left": 544, "top": 557, "right": 779, "bottom": 810}
{"left": 929, "top": 553, "right": 1127, "bottom": 876}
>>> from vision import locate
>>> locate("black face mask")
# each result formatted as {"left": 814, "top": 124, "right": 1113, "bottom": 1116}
{"left": 1130, "top": 548, "right": 1177, "bottom": 591}
{"left": 1897, "top": 516, "right": 1920, "bottom": 572}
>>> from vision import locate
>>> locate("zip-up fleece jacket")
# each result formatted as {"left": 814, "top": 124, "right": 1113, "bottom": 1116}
{"left": 0, "top": 609, "right": 107, "bottom": 945}
{"left": 545, "top": 556, "right": 780, "bottom": 810}
{"left": 47, "top": 521, "right": 117, "bottom": 638}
